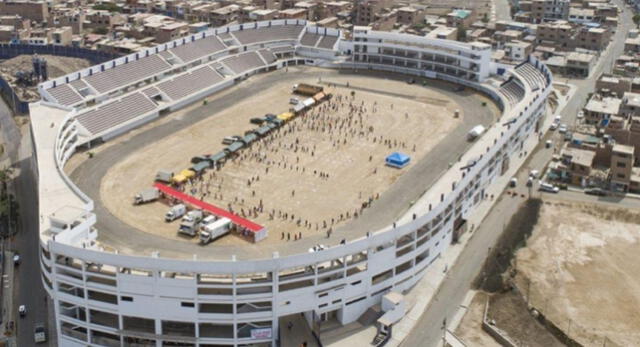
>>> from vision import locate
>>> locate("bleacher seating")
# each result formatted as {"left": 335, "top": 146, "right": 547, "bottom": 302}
{"left": 258, "top": 49, "right": 277, "bottom": 64}
{"left": 84, "top": 55, "right": 171, "bottom": 94}
{"left": 69, "top": 79, "right": 89, "bottom": 93}
{"left": 514, "top": 63, "right": 547, "bottom": 90}
{"left": 142, "top": 86, "right": 161, "bottom": 99}
{"left": 232, "top": 24, "right": 304, "bottom": 45}
{"left": 76, "top": 93, "right": 157, "bottom": 136}
{"left": 317, "top": 35, "right": 338, "bottom": 50}
{"left": 46, "top": 84, "right": 83, "bottom": 106}
{"left": 157, "top": 66, "right": 224, "bottom": 101}
{"left": 221, "top": 52, "right": 266, "bottom": 75}
{"left": 169, "top": 35, "right": 226, "bottom": 63}
{"left": 499, "top": 79, "right": 525, "bottom": 107}
{"left": 300, "top": 32, "right": 322, "bottom": 47}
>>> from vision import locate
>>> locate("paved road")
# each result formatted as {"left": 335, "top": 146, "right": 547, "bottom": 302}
{"left": 70, "top": 68, "right": 497, "bottom": 260}
{"left": 0, "top": 97, "right": 52, "bottom": 345}
{"left": 401, "top": 3, "right": 635, "bottom": 346}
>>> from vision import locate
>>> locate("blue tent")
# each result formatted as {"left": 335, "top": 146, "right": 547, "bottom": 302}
{"left": 385, "top": 152, "right": 410, "bottom": 168}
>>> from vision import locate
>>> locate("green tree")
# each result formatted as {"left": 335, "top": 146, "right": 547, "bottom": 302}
{"left": 634, "top": 14, "right": 640, "bottom": 28}
{"left": 92, "top": 3, "right": 122, "bottom": 12}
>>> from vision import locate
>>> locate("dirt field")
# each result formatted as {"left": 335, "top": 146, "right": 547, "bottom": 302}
{"left": 514, "top": 201, "right": 640, "bottom": 347}
{"left": 0, "top": 54, "right": 91, "bottom": 79}
{"left": 98, "top": 69, "right": 463, "bottom": 246}
{"left": 454, "top": 292, "right": 501, "bottom": 347}
{"left": 0, "top": 54, "right": 92, "bottom": 102}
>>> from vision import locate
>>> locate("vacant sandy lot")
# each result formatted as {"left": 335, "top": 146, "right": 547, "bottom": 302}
{"left": 514, "top": 201, "right": 640, "bottom": 347}
{"left": 100, "top": 70, "right": 462, "bottom": 246}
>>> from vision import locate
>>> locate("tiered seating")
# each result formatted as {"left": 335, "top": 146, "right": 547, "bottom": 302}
{"left": 157, "top": 66, "right": 224, "bottom": 101}
{"left": 84, "top": 55, "right": 171, "bottom": 94}
{"left": 515, "top": 63, "right": 547, "bottom": 90}
{"left": 69, "top": 79, "right": 89, "bottom": 93}
{"left": 317, "top": 35, "right": 338, "bottom": 49}
{"left": 300, "top": 32, "right": 322, "bottom": 47}
{"left": 76, "top": 93, "right": 157, "bottom": 136}
{"left": 232, "top": 24, "right": 304, "bottom": 45}
{"left": 158, "top": 50, "right": 176, "bottom": 61}
{"left": 169, "top": 35, "right": 226, "bottom": 63}
{"left": 499, "top": 80, "right": 525, "bottom": 107}
{"left": 142, "top": 86, "right": 161, "bottom": 98}
{"left": 271, "top": 45, "right": 295, "bottom": 54}
{"left": 258, "top": 49, "right": 277, "bottom": 64}
{"left": 46, "top": 84, "right": 83, "bottom": 106}
{"left": 221, "top": 52, "right": 265, "bottom": 75}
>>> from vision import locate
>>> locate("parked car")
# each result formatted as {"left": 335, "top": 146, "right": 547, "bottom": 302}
{"left": 549, "top": 123, "right": 558, "bottom": 131}
{"left": 558, "top": 124, "right": 568, "bottom": 134}
{"left": 577, "top": 110, "right": 584, "bottom": 119}
{"left": 289, "top": 98, "right": 299, "bottom": 105}
{"left": 509, "top": 178, "right": 517, "bottom": 187}
{"left": 407, "top": 78, "right": 415, "bottom": 84}
{"left": 545, "top": 140, "right": 552, "bottom": 148}
{"left": 585, "top": 188, "right": 607, "bottom": 196}
{"left": 19, "top": 305, "right": 26, "bottom": 317}
{"left": 529, "top": 169, "right": 540, "bottom": 178}
{"left": 250, "top": 118, "right": 264, "bottom": 125}
{"left": 538, "top": 182, "right": 560, "bottom": 193}
{"left": 13, "top": 253, "right": 20, "bottom": 266}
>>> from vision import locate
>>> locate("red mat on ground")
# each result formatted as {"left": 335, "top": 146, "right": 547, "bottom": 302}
{"left": 154, "top": 182, "right": 264, "bottom": 233}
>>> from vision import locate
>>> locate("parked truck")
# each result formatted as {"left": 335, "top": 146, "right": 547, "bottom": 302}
{"left": 292, "top": 83, "right": 323, "bottom": 96}
{"left": 199, "top": 217, "right": 232, "bottom": 244}
{"left": 155, "top": 170, "right": 173, "bottom": 183}
{"left": 165, "top": 204, "right": 187, "bottom": 222}
{"left": 34, "top": 323, "right": 46, "bottom": 343}
{"left": 178, "top": 210, "right": 204, "bottom": 236}
{"left": 467, "top": 125, "right": 486, "bottom": 141}
{"left": 133, "top": 188, "right": 160, "bottom": 205}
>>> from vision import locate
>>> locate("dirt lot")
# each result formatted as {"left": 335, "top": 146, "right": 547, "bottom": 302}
{"left": 454, "top": 292, "right": 501, "bottom": 347}
{"left": 514, "top": 201, "right": 640, "bottom": 347}
{"left": 0, "top": 54, "right": 91, "bottom": 79}
{"left": 0, "top": 54, "right": 91, "bottom": 101}
{"left": 98, "top": 69, "right": 463, "bottom": 246}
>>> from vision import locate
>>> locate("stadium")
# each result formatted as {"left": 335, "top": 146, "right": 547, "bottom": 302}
{"left": 31, "top": 20, "right": 552, "bottom": 346}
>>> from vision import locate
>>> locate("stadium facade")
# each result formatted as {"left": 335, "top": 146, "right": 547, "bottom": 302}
{"left": 31, "top": 20, "right": 553, "bottom": 346}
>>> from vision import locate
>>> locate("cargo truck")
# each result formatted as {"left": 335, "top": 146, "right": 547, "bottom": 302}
{"left": 34, "top": 323, "right": 46, "bottom": 343}
{"left": 165, "top": 204, "right": 186, "bottom": 222}
{"left": 133, "top": 188, "right": 160, "bottom": 205}
{"left": 199, "top": 217, "right": 232, "bottom": 244}
{"left": 155, "top": 170, "right": 173, "bottom": 183}
{"left": 292, "top": 83, "right": 323, "bottom": 96}
{"left": 178, "top": 210, "right": 204, "bottom": 236}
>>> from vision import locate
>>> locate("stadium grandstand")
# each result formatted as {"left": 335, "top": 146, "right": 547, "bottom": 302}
{"left": 32, "top": 20, "right": 552, "bottom": 347}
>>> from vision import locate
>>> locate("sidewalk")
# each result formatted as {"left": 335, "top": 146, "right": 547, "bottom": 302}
{"left": 0, "top": 249, "right": 16, "bottom": 346}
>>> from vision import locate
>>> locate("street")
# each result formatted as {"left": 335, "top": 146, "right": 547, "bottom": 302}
{"left": 401, "top": 1, "right": 635, "bottom": 346}
{"left": 0, "top": 94, "right": 52, "bottom": 346}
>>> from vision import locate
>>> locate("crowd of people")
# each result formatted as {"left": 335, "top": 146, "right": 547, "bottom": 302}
{"left": 176, "top": 88, "right": 417, "bottom": 242}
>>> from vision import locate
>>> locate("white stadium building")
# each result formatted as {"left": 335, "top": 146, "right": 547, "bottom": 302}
{"left": 31, "top": 20, "right": 553, "bottom": 346}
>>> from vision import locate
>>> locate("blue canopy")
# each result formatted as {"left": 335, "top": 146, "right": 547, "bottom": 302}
{"left": 385, "top": 152, "right": 410, "bottom": 168}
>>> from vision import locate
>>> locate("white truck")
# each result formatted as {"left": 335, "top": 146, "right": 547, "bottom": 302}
{"left": 467, "top": 125, "right": 486, "bottom": 141}
{"left": 165, "top": 204, "right": 186, "bottom": 222}
{"left": 34, "top": 323, "right": 46, "bottom": 343}
{"left": 178, "top": 210, "right": 204, "bottom": 236}
{"left": 199, "top": 217, "right": 232, "bottom": 244}
{"left": 133, "top": 188, "right": 160, "bottom": 205}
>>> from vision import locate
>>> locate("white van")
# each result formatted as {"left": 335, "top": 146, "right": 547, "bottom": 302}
{"left": 538, "top": 182, "right": 559, "bottom": 193}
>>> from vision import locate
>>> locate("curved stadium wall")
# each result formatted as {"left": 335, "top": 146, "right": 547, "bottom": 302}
{"left": 34, "top": 20, "right": 553, "bottom": 347}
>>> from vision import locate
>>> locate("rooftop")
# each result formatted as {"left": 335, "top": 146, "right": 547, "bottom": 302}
{"left": 613, "top": 144, "right": 634, "bottom": 155}
{"left": 585, "top": 96, "right": 621, "bottom": 114}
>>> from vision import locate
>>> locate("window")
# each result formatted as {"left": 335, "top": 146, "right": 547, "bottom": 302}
{"left": 617, "top": 173, "right": 626, "bottom": 179}
{"left": 616, "top": 162, "right": 626, "bottom": 168}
